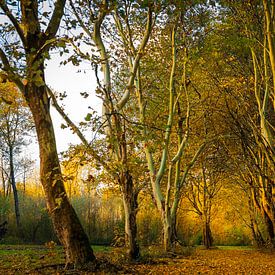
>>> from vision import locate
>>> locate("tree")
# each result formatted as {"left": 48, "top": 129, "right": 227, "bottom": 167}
{"left": 263, "top": 0, "right": 275, "bottom": 112}
{"left": 185, "top": 148, "right": 224, "bottom": 248}
{"left": 53, "top": 0, "right": 154, "bottom": 260}
{"left": 0, "top": 0, "right": 95, "bottom": 265}
{"left": 219, "top": 0, "right": 275, "bottom": 247}
{"left": 0, "top": 80, "right": 32, "bottom": 234}
{"left": 134, "top": 1, "right": 213, "bottom": 251}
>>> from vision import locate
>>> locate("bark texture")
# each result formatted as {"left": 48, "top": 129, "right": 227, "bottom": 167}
{"left": 121, "top": 171, "right": 140, "bottom": 260}
{"left": 0, "top": 0, "right": 97, "bottom": 264}
{"left": 25, "top": 82, "right": 95, "bottom": 264}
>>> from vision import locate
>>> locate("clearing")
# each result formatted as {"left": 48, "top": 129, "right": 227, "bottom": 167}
{"left": 0, "top": 245, "right": 274, "bottom": 274}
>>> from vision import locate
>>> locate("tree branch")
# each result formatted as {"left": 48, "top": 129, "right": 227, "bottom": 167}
{"left": 44, "top": 0, "right": 66, "bottom": 41}
{"left": 0, "top": 1, "right": 26, "bottom": 45}
{"left": 116, "top": 5, "right": 153, "bottom": 110}
{"left": 179, "top": 142, "right": 206, "bottom": 189}
{"left": 46, "top": 86, "right": 115, "bottom": 177}
{"left": 0, "top": 48, "right": 24, "bottom": 92}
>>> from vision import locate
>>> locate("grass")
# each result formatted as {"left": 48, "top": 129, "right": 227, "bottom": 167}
{"left": 0, "top": 244, "right": 63, "bottom": 270}
{"left": 0, "top": 244, "right": 273, "bottom": 274}
{"left": 92, "top": 245, "right": 111, "bottom": 252}
{"left": 216, "top": 245, "right": 255, "bottom": 250}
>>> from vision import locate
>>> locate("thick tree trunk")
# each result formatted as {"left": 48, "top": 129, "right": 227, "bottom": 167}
{"left": 250, "top": 218, "right": 265, "bottom": 247}
{"left": 170, "top": 192, "right": 182, "bottom": 246}
{"left": 248, "top": 196, "right": 264, "bottom": 247}
{"left": 25, "top": 83, "right": 95, "bottom": 265}
{"left": 170, "top": 212, "right": 177, "bottom": 245}
{"left": 202, "top": 216, "right": 213, "bottom": 249}
{"left": 121, "top": 171, "right": 140, "bottom": 260}
{"left": 0, "top": 2, "right": 94, "bottom": 262}
{"left": 263, "top": 211, "right": 275, "bottom": 248}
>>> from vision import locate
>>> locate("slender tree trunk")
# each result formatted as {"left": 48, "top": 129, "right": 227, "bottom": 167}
{"left": 23, "top": 168, "right": 26, "bottom": 195}
{"left": 25, "top": 81, "right": 95, "bottom": 265}
{"left": 6, "top": 181, "right": 11, "bottom": 197}
{"left": 1, "top": 156, "right": 5, "bottom": 197}
{"left": 121, "top": 171, "right": 140, "bottom": 260}
{"left": 9, "top": 146, "right": 21, "bottom": 232}
{"left": 170, "top": 180, "right": 184, "bottom": 246}
{"left": 263, "top": 0, "right": 275, "bottom": 111}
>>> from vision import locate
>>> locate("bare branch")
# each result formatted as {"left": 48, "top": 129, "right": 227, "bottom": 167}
{"left": 116, "top": 5, "right": 153, "bottom": 110}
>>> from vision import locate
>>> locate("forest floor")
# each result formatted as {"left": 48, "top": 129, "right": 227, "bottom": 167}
{"left": 0, "top": 244, "right": 274, "bottom": 274}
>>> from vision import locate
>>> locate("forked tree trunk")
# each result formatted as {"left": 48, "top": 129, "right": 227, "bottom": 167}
{"left": 170, "top": 192, "right": 183, "bottom": 246}
{"left": 121, "top": 171, "right": 140, "bottom": 260}
{"left": 25, "top": 82, "right": 95, "bottom": 265}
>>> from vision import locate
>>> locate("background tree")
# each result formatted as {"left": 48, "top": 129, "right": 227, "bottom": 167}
{"left": 218, "top": 0, "right": 275, "bottom": 246}
{"left": 133, "top": 1, "right": 216, "bottom": 251}
{"left": 0, "top": 80, "right": 32, "bottom": 234}
{"left": 184, "top": 146, "right": 225, "bottom": 248}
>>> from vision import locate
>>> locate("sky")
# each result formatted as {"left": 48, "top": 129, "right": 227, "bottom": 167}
{"left": 45, "top": 54, "right": 102, "bottom": 152}
{"left": 23, "top": 53, "right": 102, "bottom": 164}
{"left": 0, "top": 7, "right": 102, "bottom": 160}
{"left": 45, "top": 60, "right": 103, "bottom": 160}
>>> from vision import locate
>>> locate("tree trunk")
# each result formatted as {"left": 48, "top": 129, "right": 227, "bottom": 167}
{"left": 25, "top": 82, "right": 95, "bottom": 265}
{"left": 1, "top": 156, "right": 6, "bottom": 197}
{"left": 121, "top": 171, "right": 140, "bottom": 260}
{"left": 263, "top": 210, "right": 275, "bottom": 248}
{"left": 0, "top": 2, "right": 94, "bottom": 262}
{"left": 202, "top": 216, "right": 213, "bottom": 249}
{"left": 170, "top": 211, "right": 177, "bottom": 245}
{"left": 9, "top": 146, "right": 21, "bottom": 232}
{"left": 170, "top": 190, "right": 182, "bottom": 246}
{"left": 250, "top": 218, "right": 265, "bottom": 247}
{"left": 162, "top": 209, "right": 172, "bottom": 252}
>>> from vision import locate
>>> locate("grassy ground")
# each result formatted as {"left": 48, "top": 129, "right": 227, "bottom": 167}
{"left": 0, "top": 244, "right": 274, "bottom": 274}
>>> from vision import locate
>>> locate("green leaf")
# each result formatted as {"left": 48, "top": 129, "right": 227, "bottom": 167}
{"left": 84, "top": 113, "right": 92, "bottom": 121}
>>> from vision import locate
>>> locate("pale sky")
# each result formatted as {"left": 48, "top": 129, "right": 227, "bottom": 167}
{"left": 0, "top": 10, "right": 102, "bottom": 159}
{"left": 45, "top": 54, "right": 102, "bottom": 153}
{"left": 24, "top": 53, "right": 102, "bottom": 163}
{"left": 0, "top": 7, "right": 104, "bottom": 182}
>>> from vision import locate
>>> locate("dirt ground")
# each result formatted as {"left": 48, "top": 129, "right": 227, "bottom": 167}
{"left": 0, "top": 245, "right": 274, "bottom": 274}
{"left": 124, "top": 248, "right": 275, "bottom": 274}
